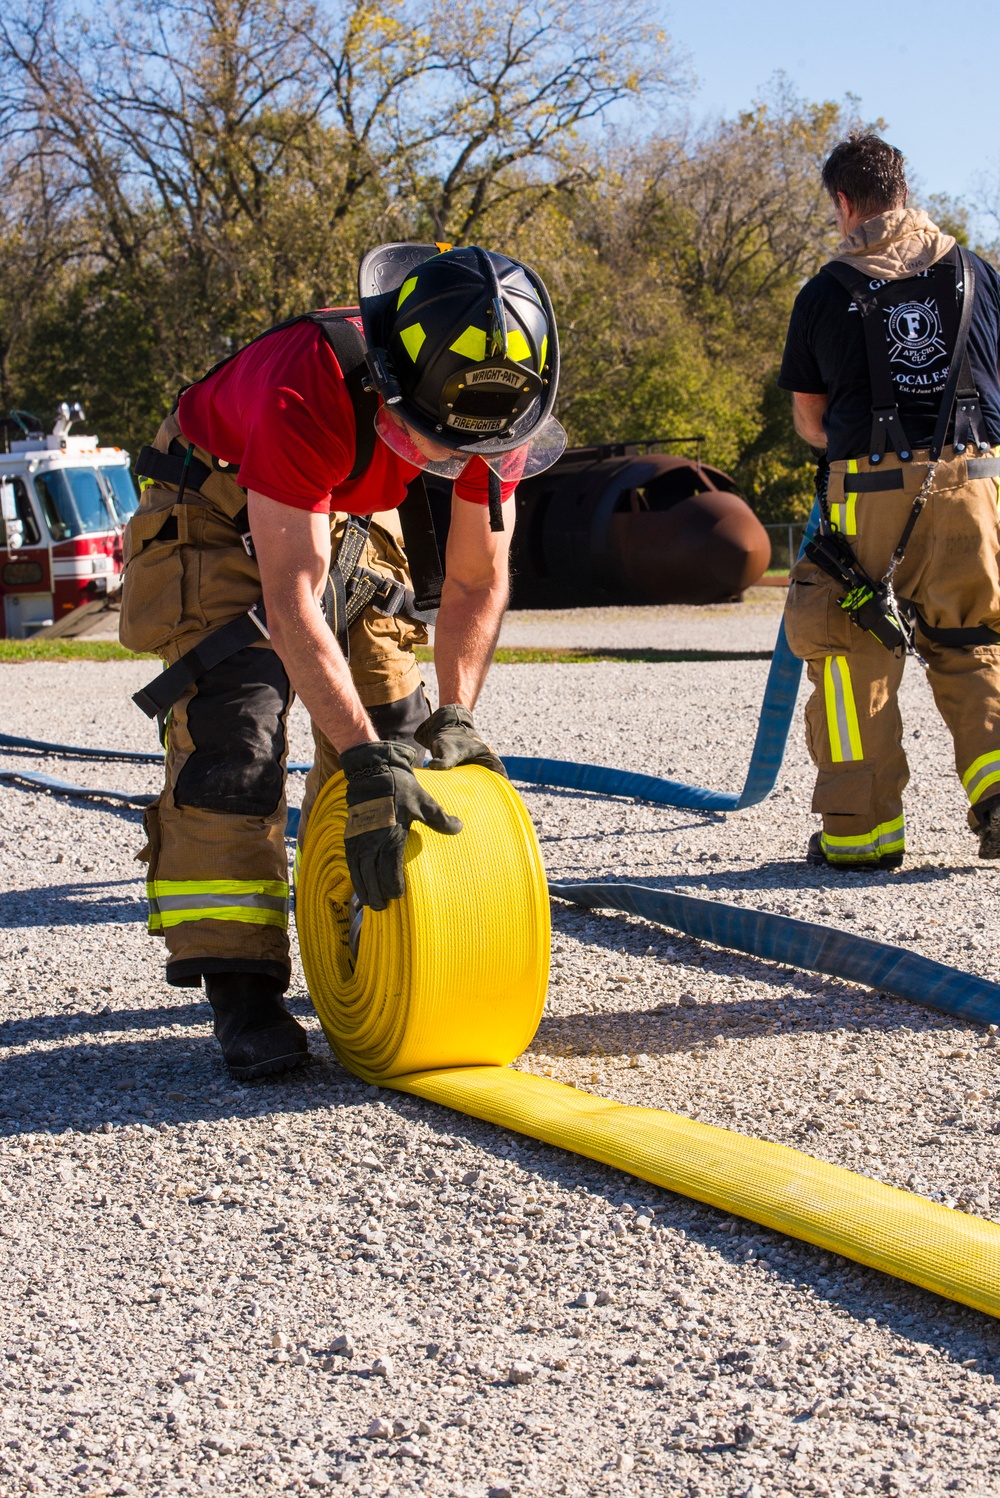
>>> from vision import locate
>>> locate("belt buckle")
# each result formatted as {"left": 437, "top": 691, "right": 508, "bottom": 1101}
{"left": 371, "top": 580, "right": 406, "bottom": 617}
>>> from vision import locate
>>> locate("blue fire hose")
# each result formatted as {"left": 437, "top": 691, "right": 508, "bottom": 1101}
{"left": 503, "top": 618, "right": 802, "bottom": 811}
{"left": 550, "top": 881, "right": 1000, "bottom": 1028}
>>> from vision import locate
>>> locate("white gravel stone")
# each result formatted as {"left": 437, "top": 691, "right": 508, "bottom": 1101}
{"left": 2, "top": 604, "right": 1000, "bottom": 1494}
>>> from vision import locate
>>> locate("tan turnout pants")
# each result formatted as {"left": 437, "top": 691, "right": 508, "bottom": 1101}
{"left": 120, "top": 415, "right": 429, "bottom": 988}
{"left": 784, "top": 448, "right": 1000, "bottom": 864}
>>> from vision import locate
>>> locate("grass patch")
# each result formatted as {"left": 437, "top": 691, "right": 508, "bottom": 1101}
{"left": 2, "top": 641, "right": 773, "bottom": 666}
{"left": 414, "top": 646, "right": 773, "bottom": 664}
{"left": 0, "top": 639, "right": 155, "bottom": 663}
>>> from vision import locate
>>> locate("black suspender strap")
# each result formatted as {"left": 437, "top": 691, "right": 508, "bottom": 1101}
{"left": 486, "top": 468, "right": 505, "bottom": 532}
{"left": 306, "top": 313, "right": 379, "bottom": 479}
{"left": 822, "top": 260, "right": 913, "bottom": 464}
{"left": 135, "top": 442, "right": 213, "bottom": 494}
{"left": 880, "top": 253, "right": 988, "bottom": 603}
{"left": 396, "top": 476, "right": 444, "bottom": 612}
{"left": 132, "top": 606, "right": 271, "bottom": 720}
{"left": 822, "top": 246, "right": 990, "bottom": 466}
{"left": 930, "top": 247, "right": 988, "bottom": 459}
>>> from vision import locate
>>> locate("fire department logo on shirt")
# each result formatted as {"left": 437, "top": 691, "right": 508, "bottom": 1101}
{"left": 886, "top": 299, "right": 948, "bottom": 367}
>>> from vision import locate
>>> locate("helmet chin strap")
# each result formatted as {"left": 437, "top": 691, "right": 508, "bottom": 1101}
{"left": 487, "top": 467, "right": 504, "bottom": 533}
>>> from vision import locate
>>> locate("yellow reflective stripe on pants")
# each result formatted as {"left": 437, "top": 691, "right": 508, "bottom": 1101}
{"left": 961, "top": 751, "right": 1000, "bottom": 807}
{"left": 823, "top": 655, "right": 863, "bottom": 762}
{"left": 829, "top": 497, "right": 857, "bottom": 535}
{"left": 830, "top": 465, "right": 858, "bottom": 536}
{"left": 146, "top": 878, "right": 289, "bottom": 934}
{"left": 821, "top": 815, "right": 905, "bottom": 863}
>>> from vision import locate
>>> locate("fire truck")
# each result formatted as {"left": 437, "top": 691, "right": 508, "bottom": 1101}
{"left": 0, "top": 404, "right": 138, "bottom": 639}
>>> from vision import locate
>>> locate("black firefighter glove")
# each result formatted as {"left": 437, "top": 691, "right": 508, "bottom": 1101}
{"left": 340, "top": 740, "right": 463, "bottom": 911}
{"left": 414, "top": 703, "right": 508, "bottom": 777}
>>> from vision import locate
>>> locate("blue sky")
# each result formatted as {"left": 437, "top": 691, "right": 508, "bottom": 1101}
{"left": 659, "top": 0, "right": 1000, "bottom": 234}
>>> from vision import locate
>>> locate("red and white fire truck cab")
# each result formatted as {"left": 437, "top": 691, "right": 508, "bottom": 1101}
{"left": 0, "top": 404, "right": 138, "bottom": 639}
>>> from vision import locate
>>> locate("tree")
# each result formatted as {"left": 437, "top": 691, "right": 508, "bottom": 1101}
{"left": 0, "top": 0, "right": 679, "bottom": 443}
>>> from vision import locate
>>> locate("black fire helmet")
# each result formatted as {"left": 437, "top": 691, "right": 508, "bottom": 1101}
{"left": 358, "top": 242, "right": 560, "bottom": 457}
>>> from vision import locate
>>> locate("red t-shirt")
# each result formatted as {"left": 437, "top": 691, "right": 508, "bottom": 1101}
{"left": 177, "top": 319, "right": 513, "bottom": 514}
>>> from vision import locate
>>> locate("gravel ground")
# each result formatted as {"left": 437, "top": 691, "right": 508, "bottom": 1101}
{"left": 494, "top": 592, "right": 785, "bottom": 652}
{"left": 75, "top": 591, "right": 786, "bottom": 651}
{"left": 1, "top": 613, "right": 1000, "bottom": 1498}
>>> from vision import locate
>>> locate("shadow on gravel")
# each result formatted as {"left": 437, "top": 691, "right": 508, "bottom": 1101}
{"left": 2, "top": 1017, "right": 998, "bottom": 1367}
{"left": 532, "top": 996, "right": 907, "bottom": 1057}
{"left": 1, "top": 877, "right": 145, "bottom": 927}
{"left": 0, "top": 1025, "right": 353, "bottom": 1139}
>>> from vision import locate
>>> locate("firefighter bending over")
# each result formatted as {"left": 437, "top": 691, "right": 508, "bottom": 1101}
{"left": 120, "top": 244, "right": 564, "bottom": 1077}
{"left": 779, "top": 134, "right": 1000, "bottom": 870}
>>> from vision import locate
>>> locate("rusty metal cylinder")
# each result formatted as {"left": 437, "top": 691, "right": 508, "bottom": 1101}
{"left": 510, "top": 449, "right": 771, "bottom": 606}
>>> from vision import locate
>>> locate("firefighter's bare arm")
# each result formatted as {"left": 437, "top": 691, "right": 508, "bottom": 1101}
{"left": 247, "top": 490, "right": 376, "bottom": 752}
{"left": 433, "top": 491, "right": 514, "bottom": 710}
{"left": 792, "top": 392, "right": 828, "bottom": 448}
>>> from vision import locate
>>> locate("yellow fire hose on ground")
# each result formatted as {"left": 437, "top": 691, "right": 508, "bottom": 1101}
{"left": 297, "top": 767, "right": 1000, "bottom": 1321}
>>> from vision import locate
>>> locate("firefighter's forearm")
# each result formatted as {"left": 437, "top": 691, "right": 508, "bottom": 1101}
{"left": 792, "top": 391, "right": 829, "bottom": 448}
{"left": 433, "top": 573, "right": 508, "bottom": 710}
{"left": 268, "top": 601, "right": 376, "bottom": 753}
{"left": 247, "top": 490, "right": 376, "bottom": 753}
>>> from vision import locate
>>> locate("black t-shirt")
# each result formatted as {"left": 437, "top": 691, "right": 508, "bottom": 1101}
{"left": 778, "top": 250, "right": 1000, "bottom": 460}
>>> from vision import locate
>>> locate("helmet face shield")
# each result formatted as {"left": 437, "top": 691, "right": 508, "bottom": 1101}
{"left": 480, "top": 415, "right": 567, "bottom": 481}
{"left": 374, "top": 405, "right": 470, "bottom": 477}
{"left": 375, "top": 405, "right": 567, "bottom": 483}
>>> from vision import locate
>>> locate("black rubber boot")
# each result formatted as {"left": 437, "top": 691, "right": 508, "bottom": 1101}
{"left": 205, "top": 973, "right": 310, "bottom": 1080}
{"left": 977, "top": 798, "right": 1000, "bottom": 859}
{"left": 806, "top": 831, "right": 903, "bottom": 872}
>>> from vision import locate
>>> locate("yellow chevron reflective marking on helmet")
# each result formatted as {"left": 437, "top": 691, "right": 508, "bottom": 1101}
{"left": 399, "top": 323, "right": 426, "bottom": 362}
{"left": 962, "top": 750, "right": 1000, "bottom": 805}
{"left": 450, "top": 326, "right": 488, "bottom": 362}
{"left": 506, "top": 329, "right": 532, "bottom": 363}
{"left": 396, "top": 276, "right": 418, "bottom": 310}
{"left": 540, "top": 334, "right": 548, "bottom": 369}
{"left": 823, "top": 655, "right": 862, "bottom": 762}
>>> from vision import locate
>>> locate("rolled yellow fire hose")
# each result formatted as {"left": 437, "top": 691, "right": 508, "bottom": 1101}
{"left": 297, "top": 767, "right": 1000, "bottom": 1319}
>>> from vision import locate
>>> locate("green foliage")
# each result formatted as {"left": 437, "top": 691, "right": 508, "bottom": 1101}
{"left": 0, "top": 11, "right": 898, "bottom": 522}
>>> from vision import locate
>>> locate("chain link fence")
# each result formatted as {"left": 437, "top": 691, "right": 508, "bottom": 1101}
{"left": 763, "top": 522, "right": 808, "bottom": 573}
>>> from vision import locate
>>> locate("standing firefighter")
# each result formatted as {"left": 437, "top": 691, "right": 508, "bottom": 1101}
{"left": 121, "top": 243, "right": 564, "bottom": 1076}
{"left": 779, "top": 135, "right": 1000, "bottom": 870}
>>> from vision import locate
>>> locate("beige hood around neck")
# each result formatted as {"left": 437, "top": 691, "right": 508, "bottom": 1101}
{"left": 831, "top": 207, "right": 956, "bottom": 280}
